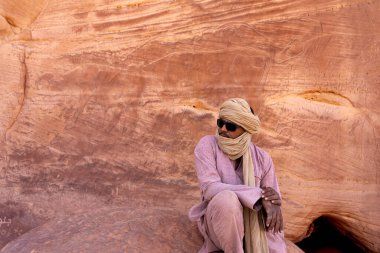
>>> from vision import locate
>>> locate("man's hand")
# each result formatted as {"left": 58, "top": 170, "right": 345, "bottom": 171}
{"left": 262, "top": 186, "right": 281, "bottom": 206}
{"left": 261, "top": 198, "right": 283, "bottom": 233}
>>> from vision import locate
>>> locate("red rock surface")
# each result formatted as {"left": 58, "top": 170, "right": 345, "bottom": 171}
{"left": 0, "top": 0, "right": 379, "bottom": 252}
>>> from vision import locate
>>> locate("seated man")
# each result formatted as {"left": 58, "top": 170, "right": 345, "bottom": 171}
{"left": 189, "top": 98, "right": 287, "bottom": 253}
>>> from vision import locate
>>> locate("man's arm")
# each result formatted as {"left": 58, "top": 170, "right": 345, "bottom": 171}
{"left": 260, "top": 152, "right": 284, "bottom": 232}
{"left": 194, "top": 136, "right": 262, "bottom": 210}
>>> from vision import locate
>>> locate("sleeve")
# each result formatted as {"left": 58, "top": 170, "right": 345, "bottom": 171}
{"left": 194, "top": 136, "right": 262, "bottom": 210}
{"left": 260, "top": 152, "right": 282, "bottom": 198}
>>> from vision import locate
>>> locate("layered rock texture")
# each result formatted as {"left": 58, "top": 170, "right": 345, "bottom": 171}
{"left": 0, "top": 0, "right": 379, "bottom": 252}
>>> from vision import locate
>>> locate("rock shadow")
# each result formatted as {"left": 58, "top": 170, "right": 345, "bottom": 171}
{"left": 296, "top": 216, "right": 367, "bottom": 253}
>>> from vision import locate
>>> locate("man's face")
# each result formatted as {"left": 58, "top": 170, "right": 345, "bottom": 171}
{"left": 218, "top": 118, "right": 245, "bottom": 139}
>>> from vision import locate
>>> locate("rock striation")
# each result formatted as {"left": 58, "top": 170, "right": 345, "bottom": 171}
{"left": 0, "top": 0, "right": 379, "bottom": 252}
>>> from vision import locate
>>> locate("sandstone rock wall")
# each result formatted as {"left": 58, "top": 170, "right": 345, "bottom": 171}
{"left": 0, "top": 0, "right": 379, "bottom": 252}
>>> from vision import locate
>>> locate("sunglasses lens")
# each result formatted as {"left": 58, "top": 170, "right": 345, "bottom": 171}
{"left": 217, "top": 119, "right": 238, "bottom": 132}
{"left": 217, "top": 119, "right": 224, "bottom": 128}
{"left": 225, "top": 122, "right": 237, "bottom": 131}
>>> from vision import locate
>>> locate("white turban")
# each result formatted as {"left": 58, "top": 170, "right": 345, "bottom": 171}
{"left": 218, "top": 98, "right": 260, "bottom": 134}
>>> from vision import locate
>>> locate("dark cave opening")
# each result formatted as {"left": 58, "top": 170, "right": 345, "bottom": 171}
{"left": 296, "top": 216, "right": 367, "bottom": 253}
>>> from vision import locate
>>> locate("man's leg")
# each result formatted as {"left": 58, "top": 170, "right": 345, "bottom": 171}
{"left": 204, "top": 190, "right": 244, "bottom": 253}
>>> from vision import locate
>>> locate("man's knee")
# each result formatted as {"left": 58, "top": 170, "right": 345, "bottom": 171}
{"left": 206, "top": 190, "right": 245, "bottom": 248}
{"left": 210, "top": 190, "right": 242, "bottom": 215}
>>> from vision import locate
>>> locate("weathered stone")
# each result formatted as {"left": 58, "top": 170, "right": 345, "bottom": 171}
{"left": 0, "top": 0, "right": 379, "bottom": 252}
{"left": 0, "top": 206, "right": 202, "bottom": 253}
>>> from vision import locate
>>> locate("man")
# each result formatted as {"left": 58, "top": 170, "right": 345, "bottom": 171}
{"left": 189, "top": 98, "right": 287, "bottom": 253}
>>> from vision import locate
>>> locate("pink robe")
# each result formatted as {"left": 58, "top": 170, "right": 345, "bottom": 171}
{"left": 189, "top": 135, "right": 287, "bottom": 253}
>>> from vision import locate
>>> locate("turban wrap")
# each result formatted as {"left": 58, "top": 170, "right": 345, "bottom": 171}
{"left": 216, "top": 98, "right": 269, "bottom": 253}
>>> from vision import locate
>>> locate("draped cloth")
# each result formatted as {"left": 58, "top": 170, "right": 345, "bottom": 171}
{"left": 216, "top": 98, "right": 269, "bottom": 253}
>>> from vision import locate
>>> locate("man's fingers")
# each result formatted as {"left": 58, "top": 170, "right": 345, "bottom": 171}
{"left": 264, "top": 195, "right": 279, "bottom": 201}
{"left": 267, "top": 207, "right": 276, "bottom": 231}
{"left": 262, "top": 192, "right": 279, "bottom": 201}
{"left": 270, "top": 199, "right": 282, "bottom": 206}
{"left": 265, "top": 210, "right": 273, "bottom": 229}
{"left": 274, "top": 209, "right": 281, "bottom": 233}
{"left": 274, "top": 208, "right": 283, "bottom": 233}
{"left": 262, "top": 188, "right": 281, "bottom": 203}
{"left": 262, "top": 194, "right": 282, "bottom": 206}
{"left": 263, "top": 192, "right": 276, "bottom": 198}
{"left": 269, "top": 209, "right": 277, "bottom": 232}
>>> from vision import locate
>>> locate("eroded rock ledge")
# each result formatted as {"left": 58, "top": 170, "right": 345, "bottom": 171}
{"left": 0, "top": 0, "right": 379, "bottom": 252}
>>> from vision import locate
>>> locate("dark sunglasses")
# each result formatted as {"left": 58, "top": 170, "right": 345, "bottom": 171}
{"left": 217, "top": 118, "right": 239, "bottom": 132}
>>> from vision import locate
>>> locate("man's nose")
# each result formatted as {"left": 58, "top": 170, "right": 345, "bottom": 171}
{"left": 221, "top": 124, "right": 228, "bottom": 132}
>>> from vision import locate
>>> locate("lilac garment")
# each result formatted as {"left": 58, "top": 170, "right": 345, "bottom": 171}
{"left": 188, "top": 135, "right": 287, "bottom": 253}
{"left": 203, "top": 190, "right": 245, "bottom": 253}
